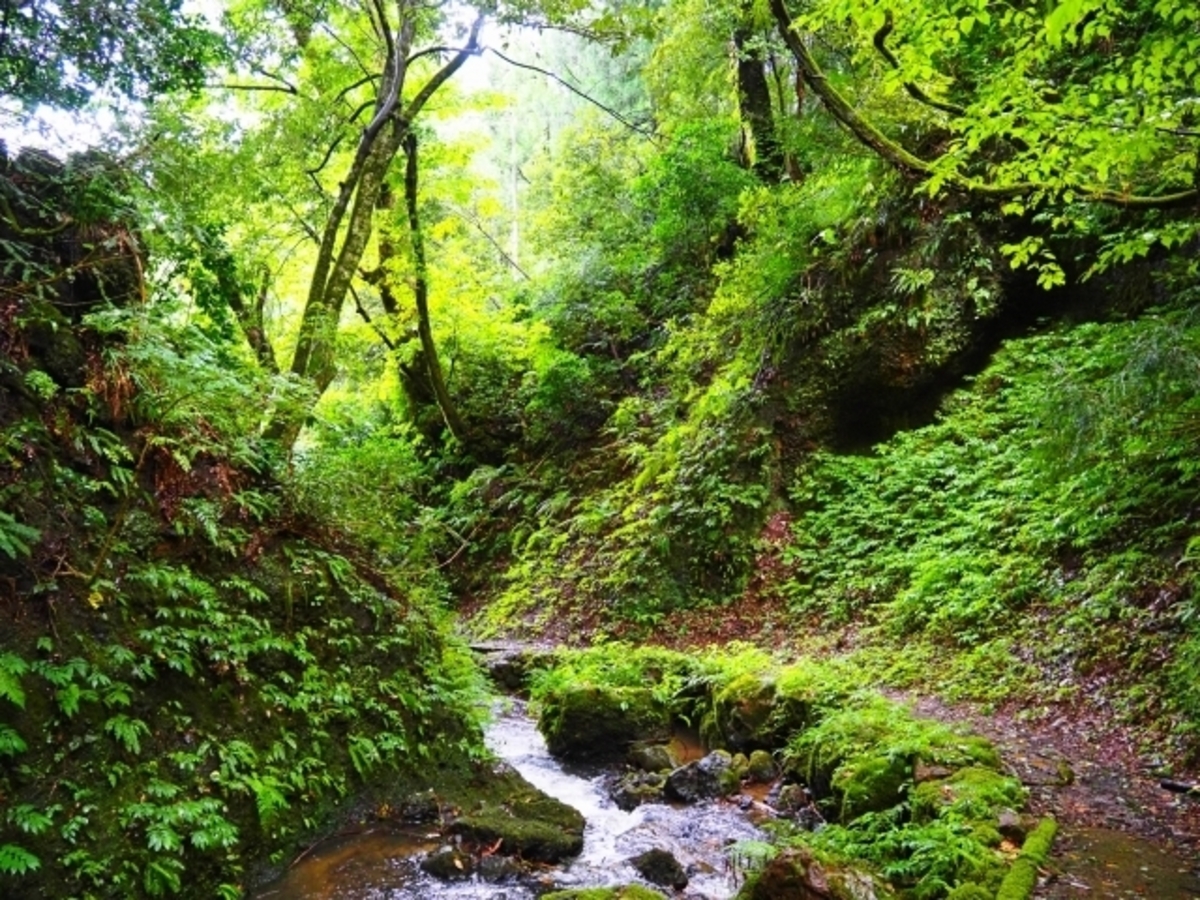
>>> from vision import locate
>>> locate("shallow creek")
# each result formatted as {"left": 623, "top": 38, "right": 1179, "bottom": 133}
{"left": 256, "top": 699, "right": 766, "bottom": 899}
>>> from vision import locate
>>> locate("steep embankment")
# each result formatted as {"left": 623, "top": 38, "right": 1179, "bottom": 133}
{"left": 0, "top": 151, "right": 495, "bottom": 897}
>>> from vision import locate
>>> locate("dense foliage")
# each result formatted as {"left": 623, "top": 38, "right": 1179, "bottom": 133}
{"left": 2, "top": 0, "right": 1200, "bottom": 893}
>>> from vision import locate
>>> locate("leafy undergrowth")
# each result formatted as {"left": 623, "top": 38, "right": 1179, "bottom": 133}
{"left": 489, "top": 298, "right": 1200, "bottom": 760}
{"left": 0, "top": 304, "right": 488, "bottom": 897}
{"left": 776, "top": 302, "right": 1200, "bottom": 752}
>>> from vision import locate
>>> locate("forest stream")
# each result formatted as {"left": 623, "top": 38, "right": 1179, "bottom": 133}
{"left": 253, "top": 699, "right": 766, "bottom": 899}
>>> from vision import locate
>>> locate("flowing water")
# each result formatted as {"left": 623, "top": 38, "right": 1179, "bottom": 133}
{"left": 255, "top": 700, "right": 766, "bottom": 899}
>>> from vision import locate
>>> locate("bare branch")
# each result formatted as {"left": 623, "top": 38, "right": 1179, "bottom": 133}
{"left": 451, "top": 204, "right": 530, "bottom": 280}
{"left": 486, "top": 47, "right": 657, "bottom": 141}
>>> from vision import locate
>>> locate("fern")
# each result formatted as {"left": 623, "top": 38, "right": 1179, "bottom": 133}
{"left": 0, "top": 511, "right": 39, "bottom": 559}
{"left": 104, "top": 715, "right": 150, "bottom": 754}
{"left": 0, "top": 725, "right": 27, "bottom": 757}
{"left": 0, "top": 652, "right": 28, "bottom": 708}
{"left": 0, "top": 844, "right": 40, "bottom": 876}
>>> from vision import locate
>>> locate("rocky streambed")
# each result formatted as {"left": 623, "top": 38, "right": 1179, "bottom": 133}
{"left": 254, "top": 698, "right": 768, "bottom": 899}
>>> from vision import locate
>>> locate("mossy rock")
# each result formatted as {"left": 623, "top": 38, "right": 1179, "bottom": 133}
{"left": 746, "top": 749, "right": 778, "bottom": 783}
{"left": 708, "top": 672, "right": 815, "bottom": 752}
{"left": 712, "top": 673, "right": 779, "bottom": 751}
{"left": 832, "top": 754, "right": 909, "bottom": 821}
{"left": 539, "top": 685, "right": 670, "bottom": 760}
{"left": 542, "top": 887, "right": 668, "bottom": 900}
{"left": 737, "top": 847, "right": 894, "bottom": 900}
{"left": 630, "top": 741, "right": 678, "bottom": 772}
{"left": 912, "top": 766, "right": 1026, "bottom": 823}
{"left": 447, "top": 766, "right": 585, "bottom": 862}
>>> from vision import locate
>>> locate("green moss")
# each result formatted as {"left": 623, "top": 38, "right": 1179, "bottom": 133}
{"left": 946, "top": 884, "right": 993, "bottom": 900}
{"left": 833, "top": 754, "right": 909, "bottom": 820}
{"left": 538, "top": 685, "right": 670, "bottom": 760}
{"left": 542, "top": 887, "right": 668, "bottom": 900}
{"left": 711, "top": 673, "right": 778, "bottom": 750}
{"left": 440, "top": 762, "right": 585, "bottom": 863}
{"left": 996, "top": 817, "right": 1056, "bottom": 900}
{"left": 912, "top": 766, "right": 1026, "bottom": 822}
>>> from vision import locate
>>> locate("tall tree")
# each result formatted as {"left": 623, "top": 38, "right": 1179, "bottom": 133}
{"left": 0, "top": 0, "right": 223, "bottom": 110}
{"left": 262, "top": 3, "right": 484, "bottom": 442}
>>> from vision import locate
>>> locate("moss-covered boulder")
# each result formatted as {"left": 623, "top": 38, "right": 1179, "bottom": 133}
{"left": 630, "top": 741, "right": 679, "bottom": 772}
{"left": 543, "top": 887, "right": 668, "bottom": 900}
{"left": 746, "top": 749, "right": 778, "bottom": 783}
{"left": 738, "top": 847, "right": 893, "bottom": 899}
{"left": 711, "top": 674, "right": 780, "bottom": 751}
{"left": 911, "top": 766, "right": 1026, "bottom": 823}
{"left": 832, "top": 754, "right": 910, "bottom": 820}
{"left": 629, "top": 847, "right": 688, "bottom": 889}
{"left": 447, "top": 765, "right": 585, "bottom": 862}
{"left": 539, "top": 685, "right": 670, "bottom": 760}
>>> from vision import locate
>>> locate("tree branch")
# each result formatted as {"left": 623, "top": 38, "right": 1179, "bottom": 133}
{"left": 403, "top": 133, "right": 468, "bottom": 442}
{"left": 872, "top": 11, "right": 965, "bottom": 117}
{"left": 769, "top": 0, "right": 1199, "bottom": 210}
{"left": 486, "top": 47, "right": 658, "bottom": 141}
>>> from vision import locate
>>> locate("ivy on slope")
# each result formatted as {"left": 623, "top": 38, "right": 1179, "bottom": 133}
{"left": 782, "top": 301, "right": 1200, "bottom": 745}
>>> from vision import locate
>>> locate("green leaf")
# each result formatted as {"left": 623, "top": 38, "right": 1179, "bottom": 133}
{"left": 0, "top": 844, "right": 40, "bottom": 875}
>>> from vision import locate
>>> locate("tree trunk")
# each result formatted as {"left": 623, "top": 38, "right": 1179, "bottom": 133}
{"left": 734, "top": 21, "right": 784, "bottom": 181}
{"left": 402, "top": 133, "right": 468, "bottom": 444}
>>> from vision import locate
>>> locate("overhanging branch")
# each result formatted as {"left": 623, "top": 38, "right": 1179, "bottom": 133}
{"left": 768, "top": 0, "right": 1199, "bottom": 210}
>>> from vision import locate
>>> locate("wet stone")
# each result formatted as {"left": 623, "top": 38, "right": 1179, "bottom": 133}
{"left": 611, "top": 770, "right": 668, "bottom": 811}
{"left": 628, "top": 848, "right": 689, "bottom": 890}
{"left": 631, "top": 742, "right": 679, "bottom": 773}
{"left": 420, "top": 845, "right": 475, "bottom": 880}
{"left": 666, "top": 750, "right": 738, "bottom": 803}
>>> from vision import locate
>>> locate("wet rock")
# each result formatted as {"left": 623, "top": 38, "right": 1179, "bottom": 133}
{"left": 629, "top": 847, "right": 689, "bottom": 889}
{"left": 477, "top": 853, "right": 523, "bottom": 882}
{"left": 997, "top": 808, "right": 1026, "bottom": 843}
{"left": 666, "top": 750, "right": 739, "bottom": 802}
{"left": 740, "top": 846, "right": 892, "bottom": 899}
{"left": 539, "top": 685, "right": 670, "bottom": 761}
{"left": 746, "top": 750, "right": 777, "bottom": 783}
{"left": 448, "top": 768, "right": 586, "bottom": 863}
{"left": 630, "top": 742, "right": 678, "bottom": 773}
{"left": 611, "top": 770, "right": 667, "bottom": 811}
{"left": 420, "top": 845, "right": 475, "bottom": 880}
{"left": 771, "top": 782, "right": 810, "bottom": 814}
{"left": 394, "top": 788, "right": 439, "bottom": 823}
{"left": 471, "top": 642, "right": 553, "bottom": 692}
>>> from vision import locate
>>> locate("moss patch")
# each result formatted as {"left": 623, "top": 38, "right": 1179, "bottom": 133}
{"left": 996, "top": 817, "right": 1056, "bottom": 900}
{"left": 542, "top": 887, "right": 668, "bottom": 900}
{"left": 444, "top": 764, "right": 585, "bottom": 862}
{"left": 538, "top": 685, "right": 670, "bottom": 760}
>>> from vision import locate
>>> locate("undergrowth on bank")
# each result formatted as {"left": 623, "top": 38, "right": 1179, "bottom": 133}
{"left": 0, "top": 299, "right": 489, "bottom": 897}
{"left": 780, "top": 301, "right": 1200, "bottom": 745}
